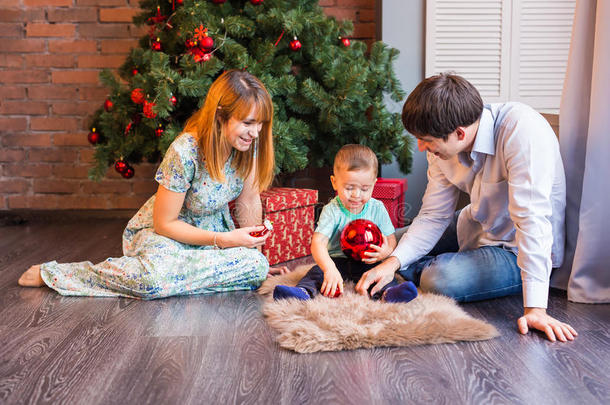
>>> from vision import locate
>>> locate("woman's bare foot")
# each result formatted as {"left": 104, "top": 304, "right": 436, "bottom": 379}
{"left": 18, "top": 265, "right": 45, "bottom": 287}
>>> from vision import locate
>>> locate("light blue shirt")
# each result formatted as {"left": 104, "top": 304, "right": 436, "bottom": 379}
{"left": 393, "top": 102, "right": 566, "bottom": 308}
{"left": 316, "top": 197, "right": 396, "bottom": 258}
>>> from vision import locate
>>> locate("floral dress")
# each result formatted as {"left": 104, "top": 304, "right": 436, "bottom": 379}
{"left": 40, "top": 133, "right": 269, "bottom": 299}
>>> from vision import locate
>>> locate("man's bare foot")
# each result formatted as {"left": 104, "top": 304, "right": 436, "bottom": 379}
{"left": 18, "top": 265, "right": 45, "bottom": 287}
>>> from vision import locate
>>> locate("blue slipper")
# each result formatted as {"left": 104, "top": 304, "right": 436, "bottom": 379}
{"left": 383, "top": 281, "right": 418, "bottom": 303}
{"left": 273, "top": 285, "right": 311, "bottom": 301}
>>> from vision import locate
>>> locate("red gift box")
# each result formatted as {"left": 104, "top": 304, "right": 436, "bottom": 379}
{"left": 260, "top": 187, "right": 318, "bottom": 265}
{"left": 373, "top": 178, "right": 408, "bottom": 228}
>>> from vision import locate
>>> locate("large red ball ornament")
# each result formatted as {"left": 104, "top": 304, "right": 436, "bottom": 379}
{"left": 340, "top": 219, "right": 383, "bottom": 261}
{"left": 130, "top": 88, "right": 145, "bottom": 104}
{"left": 289, "top": 38, "right": 301, "bottom": 51}
{"left": 200, "top": 36, "right": 214, "bottom": 51}
{"left": 114, "top": 159, "right": 128, "bottom": 174}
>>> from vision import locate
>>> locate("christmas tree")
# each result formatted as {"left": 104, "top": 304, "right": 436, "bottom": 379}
{"left": 88, "top": 0, "right": 411, "bottom": 180}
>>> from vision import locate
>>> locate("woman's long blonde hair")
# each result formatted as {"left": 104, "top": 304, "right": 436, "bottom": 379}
{"left": 183, "top": 70, "right": 274, "bottom": 192}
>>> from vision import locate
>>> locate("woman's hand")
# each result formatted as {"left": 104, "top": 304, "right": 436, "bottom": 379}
{"left": 362, "top": 234, "right": 392, "bottom": 264}
{"left": 321, "top": 267, "right": 343, "bottom": 297}
{"left": 217, "top": 226, "right": 271, "bottom": 249}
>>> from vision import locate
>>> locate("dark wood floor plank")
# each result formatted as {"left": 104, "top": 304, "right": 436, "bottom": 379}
{"left": 0, "top": 218, "right": 609, "bottom": 405}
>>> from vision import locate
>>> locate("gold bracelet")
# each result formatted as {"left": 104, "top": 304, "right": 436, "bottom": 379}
{"left": 213, "top": 233, "right": 220, "bottom": 249}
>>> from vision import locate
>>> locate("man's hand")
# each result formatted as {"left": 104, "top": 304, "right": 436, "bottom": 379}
{"left": 517, "top": 307, "right": 578, "bottom": 342}
{"left": 355, "top": 256, "right": 401, "bottom": 297}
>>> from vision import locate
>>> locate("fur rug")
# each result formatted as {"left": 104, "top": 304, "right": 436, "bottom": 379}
{"left": 259, "top": 265, "right": 499, "bottom": 353}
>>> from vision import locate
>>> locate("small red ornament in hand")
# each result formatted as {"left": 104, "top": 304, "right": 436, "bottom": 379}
{"left": 250, "top": 219, "right": 273, "bottom": 237}
{"left": 87, "top": 128, "right": 99, "bottom": 145}
{"left": 130, "top": 88, "right": 145, "bottom": 104}
{"left": 143, "top": 100, "right": 157, "bottom": 118}
{"left": 289, "top": 37, "right": 301, "bottom": 51}
{"left": 340, "top": 219, "right": 383, "bottom": 261}
{"left": 341, "top": 37, "right": 351, "bottom": 47}
{"left": 103, "top": 99, "right": 113, "bottom": 112}
{"left": 114, "top": 159, "right": 128, "bottom": 174}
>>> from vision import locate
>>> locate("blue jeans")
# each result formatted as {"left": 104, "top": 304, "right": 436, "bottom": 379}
{"left": 395, "top": 212, "right": 522, "bottom": 302}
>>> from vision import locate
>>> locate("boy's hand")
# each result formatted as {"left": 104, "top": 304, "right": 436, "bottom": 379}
{"left": 362, "top": 234, "right": 392, "bottom": 264}
{"left": 321, "top": 267, "right": 344, "bottom": 297}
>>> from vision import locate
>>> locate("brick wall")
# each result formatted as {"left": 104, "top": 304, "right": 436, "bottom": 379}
{"left": 0, "top": 0, "right": 377, "bottom": 211}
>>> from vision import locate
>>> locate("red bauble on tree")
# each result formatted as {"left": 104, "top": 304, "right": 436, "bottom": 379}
{"left": 132, "top": 68, "right": 139, "bottom": 76}
{"left": 170, "top": 95, "right": 177, "bottom": 106}
{"left": 340, "top": 219, "right": 383, "bottom": 261}
{"left": 250, "top": 0, "right": 263, "bottom": 5}
{"left": 200, "top": 35, "right": 214, "bottom": 52}
{"left": 143, "top": 100, "right": 157, "bottom": 118}
{"left": 151, "top": 38, "right": 162, "bottom": 51}
{"left": 155, "top": 124, "right": 164, "bottom": 137}
{"left": 87, "top": 128, "right": 99, "bottom": 145}
{"left": 289, "top": 37, "right": 301, "bottom": 51}
{"left": 114, "top": 159, "right": 128, "bottom": 174}
{"left": 185, "top": 38, "right": 197, "bottom": 49}
{"left": 341, "top": 37, "right": 351, "bottom": 47}
{"left": 130, "top": 88, "right": 145, "bottom": 104}
{"left": 103, "top": 99, "right": 113, "bottom": 112}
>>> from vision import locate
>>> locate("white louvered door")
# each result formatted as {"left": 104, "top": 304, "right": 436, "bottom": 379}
{"left": 426, "top": 0, "right": 575, "bottom": 112}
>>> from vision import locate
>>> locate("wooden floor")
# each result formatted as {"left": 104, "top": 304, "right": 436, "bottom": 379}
{"left": 1, "top": 217, "right": 609, "bottom": 405}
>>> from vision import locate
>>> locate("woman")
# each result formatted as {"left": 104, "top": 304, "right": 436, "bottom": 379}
{"left": 19, "top": 70, "right": 287, "bottom": 298}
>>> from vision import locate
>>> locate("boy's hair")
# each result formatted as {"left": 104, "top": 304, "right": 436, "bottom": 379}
{"left": 402, "top": 73, "right": 483, "bottom": 140}
{"left": 333, "top": 144, "right": 378, "bottom": 177}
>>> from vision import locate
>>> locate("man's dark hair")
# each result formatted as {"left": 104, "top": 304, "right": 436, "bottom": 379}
{"left": 402, "top": 73, "right": 483, "bottom": 140}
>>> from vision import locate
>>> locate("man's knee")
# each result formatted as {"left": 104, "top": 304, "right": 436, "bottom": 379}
{"left": 418, "top": 256, "right": 463, "bottom": 298}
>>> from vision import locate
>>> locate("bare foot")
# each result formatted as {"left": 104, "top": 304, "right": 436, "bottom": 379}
{"left": 18, "top": 265, "right": 45, "bottom": 287}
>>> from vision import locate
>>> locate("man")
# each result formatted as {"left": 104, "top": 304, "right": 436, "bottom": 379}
{"left": 355, "top": 73, "right": 577, "bottom": 342}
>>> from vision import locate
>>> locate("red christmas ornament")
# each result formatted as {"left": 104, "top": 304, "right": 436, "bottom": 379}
{"left": 103, "top": 99, "right": 113, "bottom": 112}
{"left": 170, "top": 95, "right": 177, "bottom": 106}
{"left": 176, "top": 0, "right": 184, "bottom": 4}
{"left": 202, "top": 52, "right": 212, "bottom": 62}
{"left": 124, "top": 121, "right": 133, "bottom": 134}
{"left": 249, "top": 219, "right": 273, "bottom": 237}
{"left": 155, "top": 124, "right": 164, "bottom": 137}
{"left": 200, "top": 35, "right": 214, "bottom": 52}
{"left": 114, "top": 159, "right": 128, "bottom": 174}
{"left": 132, "top": 68, "right": 139, "bottom": 76}
{"left": 87, "top": 128, "right": 99, "bottom": 145}
{"left": 340, "top": 219, "right": 383, "bottom": 261}
{"left": 122, "top": 166, "right": 135, "bottom": 179}
{"left": 185, "top": 38, "right": 197, "bottom": 49}
{"left": 289, "top": 37, "right": 301, "bottom": 51}
{"left": 131, "top": 88, "right": 145, "bottom": 104}
{"left": 212, "top": 0, "right": 226, "bottom": 3}
{"left": 147, "top": 6, "right": 166, "bottom": 25}
{"left": 250, "top": 0, "right": 264, "bottom": 5}
{"left": 341, "top": 37, "right": 351, "bottom": 47}
{"left": 143, "top": 101, "right": 157, "bottom": 118}
{"left": 330, "top": 289, "right": 342, "bottom": 298}
{"left": 151, "top": 38, "right": 162, "bottom": 51}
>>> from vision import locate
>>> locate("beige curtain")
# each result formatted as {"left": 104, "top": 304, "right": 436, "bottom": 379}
{"left": 551, "top": 0, "right": 610, "bottom": 303}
